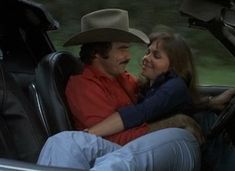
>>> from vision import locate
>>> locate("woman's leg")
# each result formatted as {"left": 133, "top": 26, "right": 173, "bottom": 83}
{"left": 91, "top": 128, "right": 200, "bottom": 171}
{"left": 37, "top": 131, "right": 121, "bottom": 170}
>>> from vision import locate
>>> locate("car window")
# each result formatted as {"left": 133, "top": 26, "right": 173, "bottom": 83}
{"left": 183, "top": 28, "right": 235, "bottom": 86}
{"left": 35, "top": 0, "right": 235, "bottom": 86}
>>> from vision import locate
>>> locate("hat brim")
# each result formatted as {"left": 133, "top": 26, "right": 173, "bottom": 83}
{"left": 63, "top": 28, "right": 150, "bottom": 47}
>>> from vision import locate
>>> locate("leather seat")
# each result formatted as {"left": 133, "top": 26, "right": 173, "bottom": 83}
{"left": 34, "top": 51, "right": 83, "bottom": 135}
{"left": 0, "top": 64, "right": 47, "bottom": 163}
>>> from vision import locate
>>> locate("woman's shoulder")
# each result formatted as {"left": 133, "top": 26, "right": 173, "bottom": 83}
{"left": 163, "top": 75, "right": 188, "bottom": 89}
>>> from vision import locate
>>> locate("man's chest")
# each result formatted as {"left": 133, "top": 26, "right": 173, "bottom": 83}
{"left": 101, "top": 79, "right": 137, "bottom": 109}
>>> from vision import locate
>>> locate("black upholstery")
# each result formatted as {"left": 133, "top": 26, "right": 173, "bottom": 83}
{"left": 35, "top": 51, "right": 83, "bottom": 135}
{"left": 0, "top": 64, "right": 47, "bottom": 163}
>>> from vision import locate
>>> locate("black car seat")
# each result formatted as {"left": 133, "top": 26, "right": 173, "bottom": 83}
{"left": 0, "top": 62, "right": 47, "bottom": 163}
{"left": 33, "top": 51, "right": 83, "bottom": 136}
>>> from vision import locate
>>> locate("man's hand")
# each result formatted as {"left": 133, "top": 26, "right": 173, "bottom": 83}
{"left": 148, "top": 114, "right": 205, "bottom": 145}
{"left": 209, "top": 88, "right": 235, "bottom": 110}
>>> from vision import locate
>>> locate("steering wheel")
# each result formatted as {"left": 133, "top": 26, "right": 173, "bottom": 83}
{"left": 209, "top": 96, "right": 235, "bottom": 141}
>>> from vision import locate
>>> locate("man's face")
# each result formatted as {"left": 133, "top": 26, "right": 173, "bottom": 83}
{"left": 98, "top": 42, "right": 131, "bottom": 77}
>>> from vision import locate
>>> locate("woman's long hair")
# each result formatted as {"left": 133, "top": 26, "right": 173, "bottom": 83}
{"left": 139, "top": 32, "right": 199, "bottom": 103}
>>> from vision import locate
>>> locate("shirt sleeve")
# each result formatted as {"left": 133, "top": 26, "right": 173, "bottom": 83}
{"left": 66, "top": 76, "right": 116, "bottom": 128}
{"left": 118, "top": 77, "right": 192, "bottom": 129}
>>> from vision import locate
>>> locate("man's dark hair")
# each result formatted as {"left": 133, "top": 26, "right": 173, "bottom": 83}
{"left": 79, "top": 42, "right": 112, "bottom": 64}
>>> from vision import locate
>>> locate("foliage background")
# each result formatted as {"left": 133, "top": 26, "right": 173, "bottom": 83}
{"left": 35, "top": 0, "right": 235, "bottom": 86}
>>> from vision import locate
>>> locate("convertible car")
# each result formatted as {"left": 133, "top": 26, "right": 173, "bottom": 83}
{"left": 0, "top": 0, "right": 235, "bottom": 170}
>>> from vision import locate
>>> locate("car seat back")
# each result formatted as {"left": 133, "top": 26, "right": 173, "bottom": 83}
{"left": 34, "top": 51, "right": 83, "bottom": 135}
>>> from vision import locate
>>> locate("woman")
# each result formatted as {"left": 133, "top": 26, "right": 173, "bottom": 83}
{"left": 81, "top": 31, "right": 235, "bottom": 170}
{"left": 85, "top": 32, "right": 202, "bottom": 138}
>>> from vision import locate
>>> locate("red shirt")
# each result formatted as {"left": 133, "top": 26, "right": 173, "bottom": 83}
{"left": 65, "top": 65, "right": 148, "bottom": 145}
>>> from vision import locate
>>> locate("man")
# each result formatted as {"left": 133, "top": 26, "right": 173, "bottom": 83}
{"left": 65, "top": 9, "right": 150, "bottom": 145}
{"left": 64, "top": 9, "right": 204, "bottom": 145}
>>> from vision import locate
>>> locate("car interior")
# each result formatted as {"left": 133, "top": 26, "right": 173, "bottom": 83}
{"left": 0, "top": 0, "right": 235, "bottom": 170}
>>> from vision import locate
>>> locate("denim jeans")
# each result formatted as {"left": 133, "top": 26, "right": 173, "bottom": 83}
{"left": 37, "top": 128, "right": 200, "bottom": 171}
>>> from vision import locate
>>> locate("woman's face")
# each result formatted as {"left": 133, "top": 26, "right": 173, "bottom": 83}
{"left": 141, "top": 40, "right": 170, "bottom": 80}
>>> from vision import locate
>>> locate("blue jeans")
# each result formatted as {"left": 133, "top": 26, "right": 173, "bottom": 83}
{"left": 37, "top": 128, "right": 200, "bottom": 171}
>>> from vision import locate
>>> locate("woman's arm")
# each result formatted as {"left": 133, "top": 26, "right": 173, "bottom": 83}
{"left": 86, "top": 78, "right": 189, "bottom": 136}
{"left": 87, "top": 112, "right": 205, "bottom": 145}
{"left": 85, "top": 112, "right": 124, "bottom": 136}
